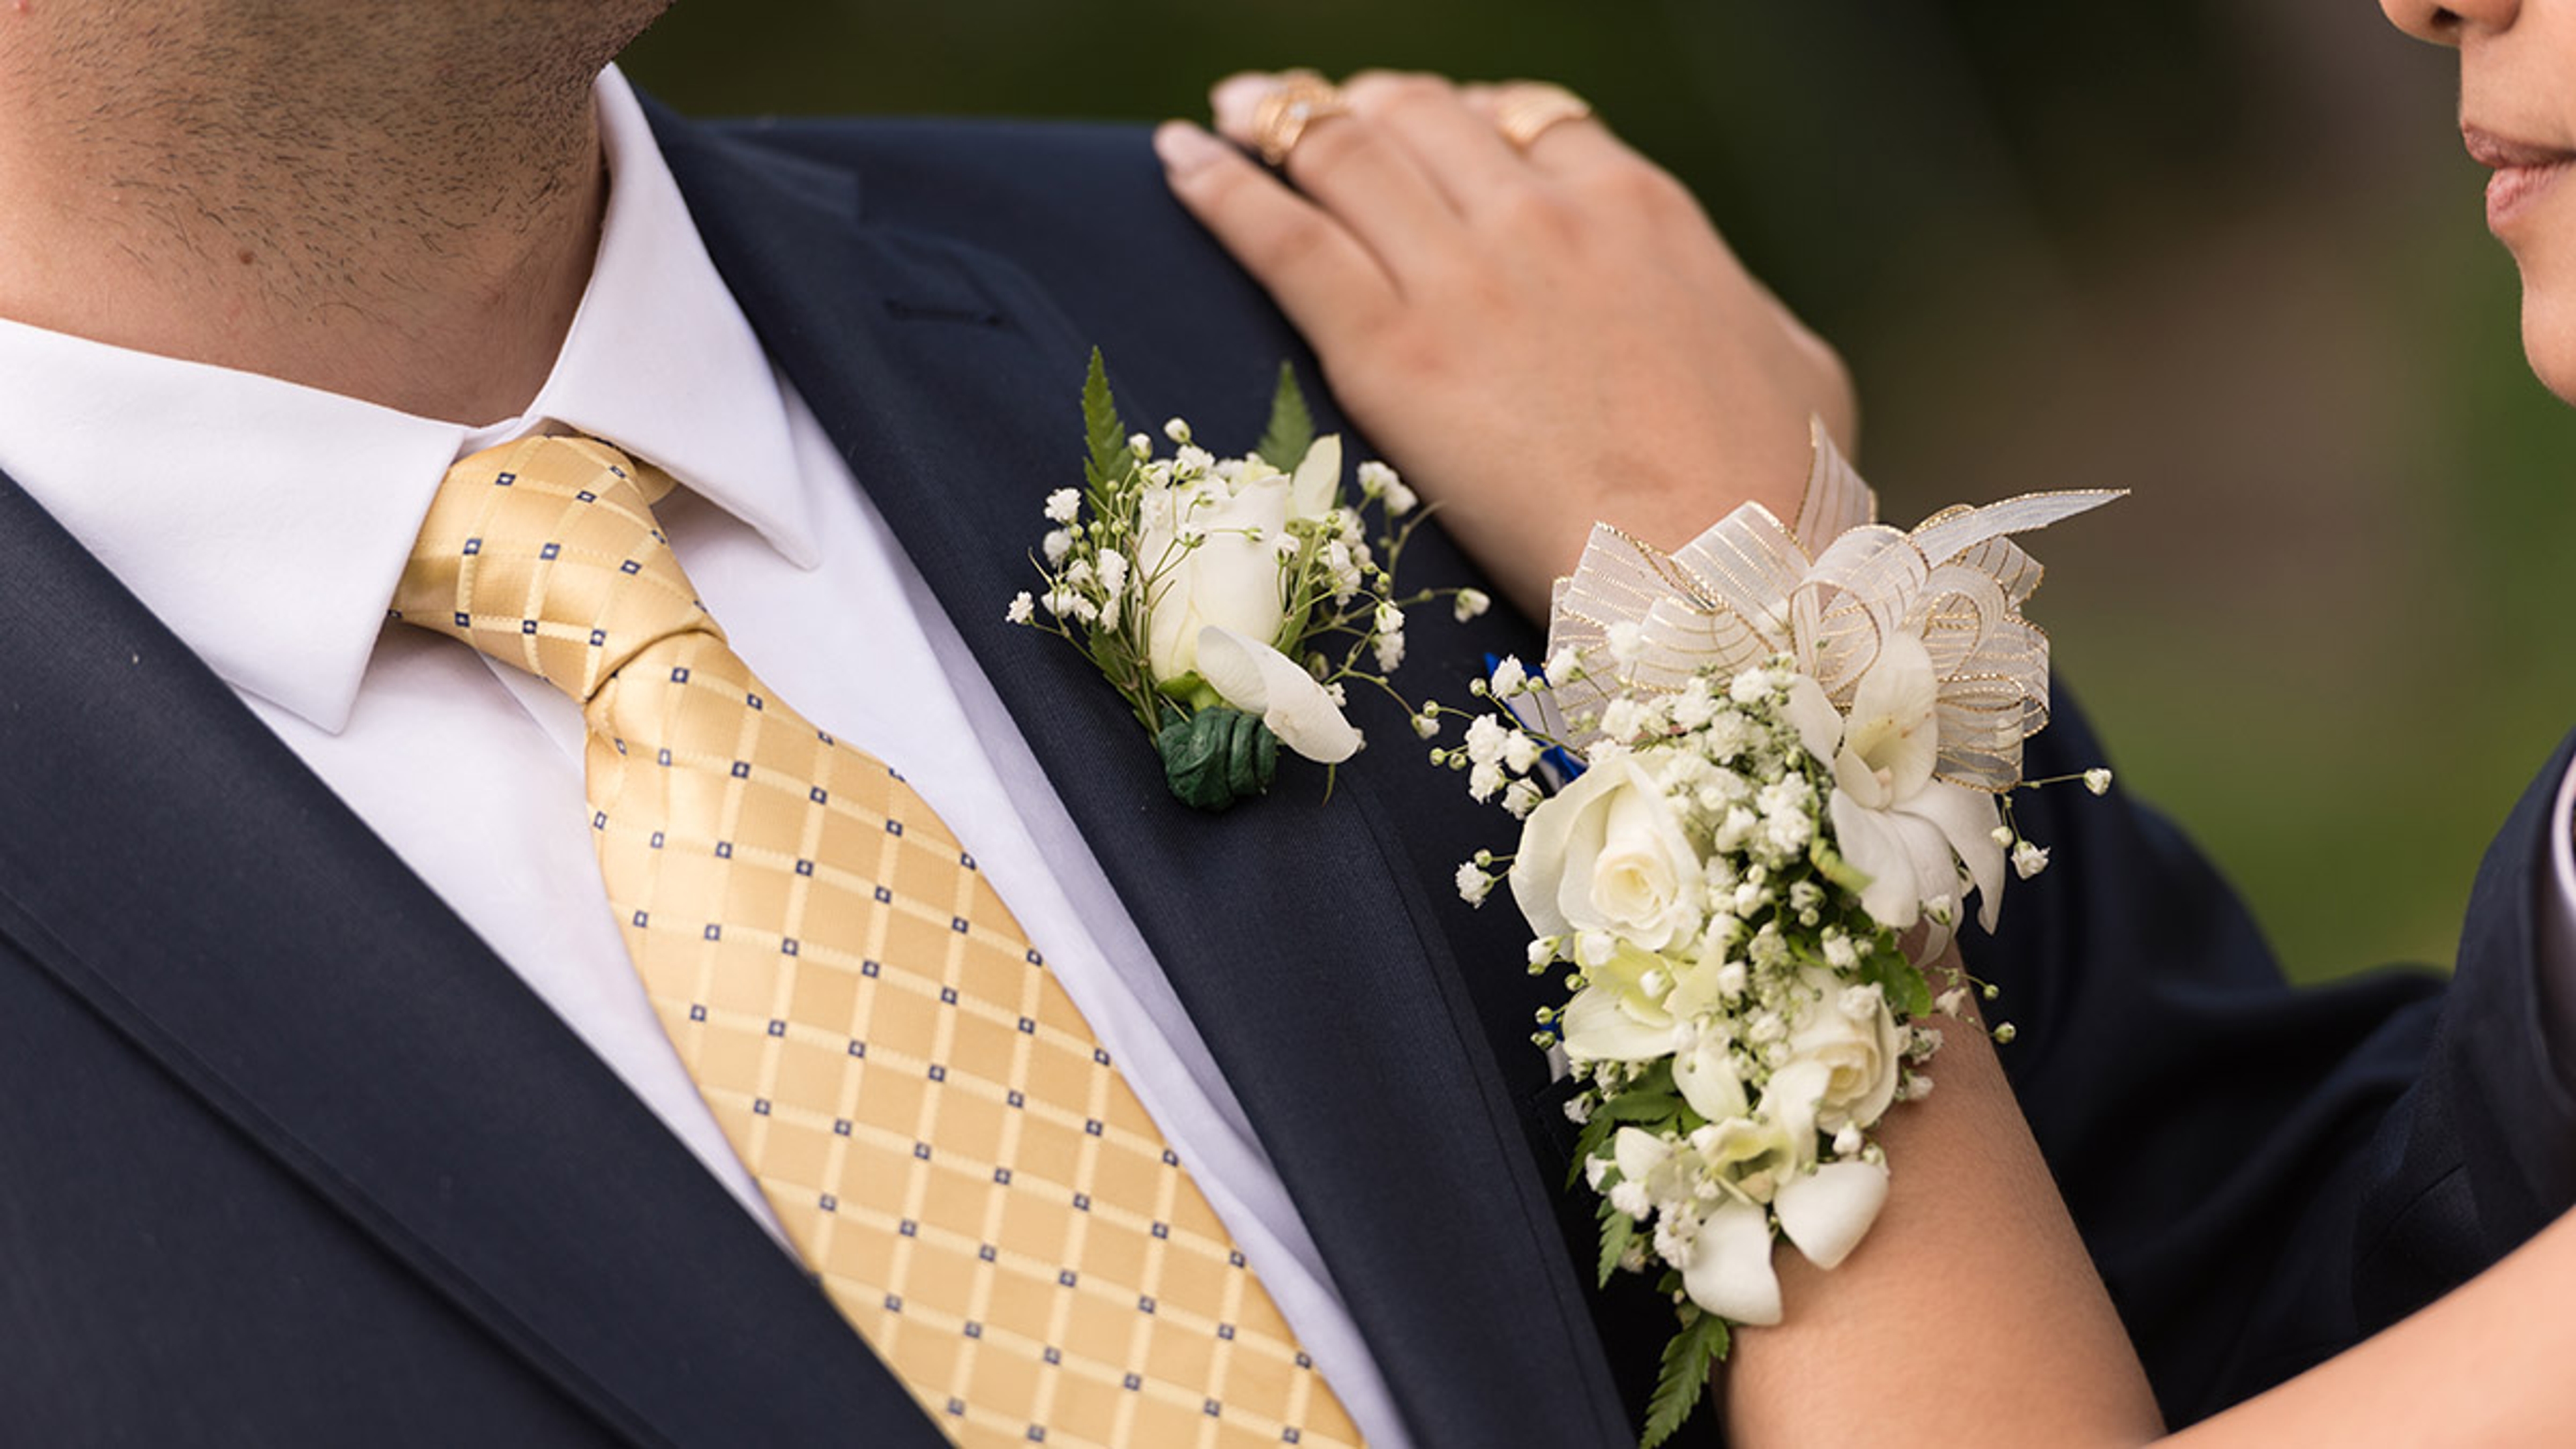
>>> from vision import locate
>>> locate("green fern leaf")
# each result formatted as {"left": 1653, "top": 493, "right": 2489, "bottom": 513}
{"left": 1597, "top": 1207, "right": 1635, "bottom": 1290}
{"left": 1254, "top": 360, "right": 1314, "bottom": 472}
{"left": 1640, "top": 1312, "right": 1731, "bottom": 1449}
{"left": 1082, "top": 347, "right": 1128, "bottom": 494}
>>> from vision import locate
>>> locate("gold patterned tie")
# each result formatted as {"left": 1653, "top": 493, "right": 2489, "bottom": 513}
{"left": 389, "top": 435, "right": 1365, "bottom": 1449}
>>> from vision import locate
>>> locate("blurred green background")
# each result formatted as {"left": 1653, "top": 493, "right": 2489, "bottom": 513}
{"left": 627, "top": 2, "right": 2576, "bottom": 985}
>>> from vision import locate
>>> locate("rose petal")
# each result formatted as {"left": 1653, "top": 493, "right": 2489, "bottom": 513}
{"left": 1682, "top": 1199, "right": 1782, "bottom": 1326}
{"left": 1508, "top": 759, "right": 1628, "bottom": 941}
{"left": 1775, "top": 1160, "right": 1890, "bottom": 1271}
{"left": 1195, "top": 627, "right": 1362, "bottom": 763}
{"left": 1191, "top": 482, "right": 1294, "bottom": 643}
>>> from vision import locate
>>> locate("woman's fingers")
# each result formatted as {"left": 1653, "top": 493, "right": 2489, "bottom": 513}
{"left": 1164, "top": 68, "right": 1860, "bottom": 619}
{"left": 1459, "top": 80, "right": 1635, "bottom": 180}
{"left": 1334, "top": 70, "right": 1532, "bottom": 221}
{"left": 1152, "top": 120, "right": 1397, "bottom": 338}
{"left": 1209, "top": 71, "right": 1464, "bottom": 284}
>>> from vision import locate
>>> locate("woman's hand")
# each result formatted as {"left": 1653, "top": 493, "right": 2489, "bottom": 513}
{"left": 1155, "top": 70, "right": 1857, "bottom": 619}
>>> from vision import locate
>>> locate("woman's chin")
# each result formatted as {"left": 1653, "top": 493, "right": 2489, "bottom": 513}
{"left": 2520, "top": 282, "right": 2576, "bottom": 406}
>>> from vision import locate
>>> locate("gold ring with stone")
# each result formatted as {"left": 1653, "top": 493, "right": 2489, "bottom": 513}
{"left": 1252, "top": 70, "right": 1350, "bottom": 166}
{"left": 1493, "top": 81, "right": 1595, "bottom": 151}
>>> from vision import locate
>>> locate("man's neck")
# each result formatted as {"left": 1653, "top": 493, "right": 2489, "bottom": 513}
{"left": 0, "top": 1, "right": 665, "bottom": 425}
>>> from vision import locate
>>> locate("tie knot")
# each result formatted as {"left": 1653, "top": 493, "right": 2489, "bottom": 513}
{"left": 390, "top": 434, "right": 716, "bottom": 702}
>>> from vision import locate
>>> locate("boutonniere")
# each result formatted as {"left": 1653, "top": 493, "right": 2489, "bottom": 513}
{"left": 1011, "top": 350, "right": 1484, "bottom": 810}
{"left": 1432, "top": 421, "right": 2118, "bottom": 1447}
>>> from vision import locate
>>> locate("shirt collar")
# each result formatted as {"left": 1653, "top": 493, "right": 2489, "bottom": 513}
{"left": 0, "top": 64, "right": 811, "bottom": 736}
{"left": 2547, "top": 749, "right": 2576, "bottom": 979}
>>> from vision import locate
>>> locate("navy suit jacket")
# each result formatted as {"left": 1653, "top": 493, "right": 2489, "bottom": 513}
{"left": 0, "top": 100, "right": 2561, "bottom": 1443}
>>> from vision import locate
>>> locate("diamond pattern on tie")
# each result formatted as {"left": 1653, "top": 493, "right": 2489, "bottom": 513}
{"left": 390, "top": 435, "right": 1364, "bottom": 1449}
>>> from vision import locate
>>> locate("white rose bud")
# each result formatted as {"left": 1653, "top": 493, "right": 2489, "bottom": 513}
{"left": 1133, "top": 460, "right": 1324, "bottom": 682}
{"left": 1781, "top": 966, "right": 1904, "bottom": 1134}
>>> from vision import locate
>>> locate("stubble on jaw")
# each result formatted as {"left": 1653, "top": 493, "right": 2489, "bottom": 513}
{"left": 35, "top": 1, "right": 667, "bottom": 309}
{"left": 0, "top": 0, "right": 670, "bottom": 419}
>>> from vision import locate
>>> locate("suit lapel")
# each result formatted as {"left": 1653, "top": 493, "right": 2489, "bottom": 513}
{"left": 655, "top": 109, "right": 1631, "bottom": 1446}
{"left": 0, "top": 481, "right": 944, "bottom": 1446}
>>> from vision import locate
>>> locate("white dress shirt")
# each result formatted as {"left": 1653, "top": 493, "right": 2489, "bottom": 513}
{"left": 0, "top": 66, "right": 1408, "bottom": 1448}
{"left": 2538, "top": 755, "right": 2576, "bottom": 1079}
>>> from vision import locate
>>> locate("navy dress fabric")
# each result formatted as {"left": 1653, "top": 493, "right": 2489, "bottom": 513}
{"left": 0, "top": 101, "right": 2561, "bottom": 1444}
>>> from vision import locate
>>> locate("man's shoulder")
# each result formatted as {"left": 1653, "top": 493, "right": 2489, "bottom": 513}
{"left": 682, "top": 111, "right": 1169, "bottom": 241}
{"left": 654, "top": 104, "right": 1300, "bottom": 437}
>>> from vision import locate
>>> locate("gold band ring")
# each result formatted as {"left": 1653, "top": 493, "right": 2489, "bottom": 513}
{"left": 1251, "top": 70, "right": 1350, "bottom": 166}
{"left": 1492, "top": 81, "right": 1595, "bottom": 151}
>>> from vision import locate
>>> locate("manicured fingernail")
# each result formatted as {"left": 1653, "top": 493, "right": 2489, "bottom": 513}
{"left": 1210, "top": 72, "right": 1273, "bottom": 133}
{"left": 1153, "top": 119, "right": 1230, "bottom": 177}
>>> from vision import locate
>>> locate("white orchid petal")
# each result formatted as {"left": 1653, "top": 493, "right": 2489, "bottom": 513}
{"left": 1682, "top": 1199, "right": 1782, "bottom": 1326}
{"left": 1829, "top": 791, "right": 1925, "bottom": 930}
{"left": 1782, "top": 674, "right": 1843, "bottom": 764}
{"left": 1195, "top": 627, "right": 1361, "bottom": 764}
{"left": 1762, "top": 1059, "right": 1835, "bottom": 1161}
{"left": 1832, "top": 743, "right": 1890, "bottom": 811}
{"left": 1902, "top": 781, "right": 2008, "bottom": 932}
{"left": 1289, "top": 433, "right": 1343, "bottom": 519}
{"left": 1560, "top": 983, "right": 1676, "bottom": 1063}
{"left": 1673, "top": 1040, "right": 1750, "bottom": 1124}
{"left": 1775, "top": 1161, "right": 1890, "bottom": 1271}
{"left": 1613, "top": 1126, "right": 1670, "bottom": 1187}
{"left": 1842, "top": 633, "right": 1939, "bottom": 801}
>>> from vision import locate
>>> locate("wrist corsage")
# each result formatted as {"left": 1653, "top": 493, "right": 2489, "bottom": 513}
{"left": 1434, "top": 421, "right": 2116, "bottom": 1446}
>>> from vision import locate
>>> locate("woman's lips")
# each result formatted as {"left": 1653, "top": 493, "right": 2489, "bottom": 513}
{"left": 2488, "top": 161, "right": 2569, "bottom": 231}
{"left": 2467, "top": 125, "right": 2576, "bottom": 233}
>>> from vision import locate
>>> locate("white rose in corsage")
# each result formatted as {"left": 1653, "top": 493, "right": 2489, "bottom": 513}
{"left": 1513, "top": 754, "right": 1705, "bottom": 953}
{"left": 1010, "top": 351, "right": 1472, "bottom": 810}
{"left": 1427, "top": 419, "right": 2119, "bottom": 1448}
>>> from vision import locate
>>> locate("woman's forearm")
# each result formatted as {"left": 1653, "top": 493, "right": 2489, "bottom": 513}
{"left": 1723, "top": 993, "right": 2164, "bottom": 1448}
